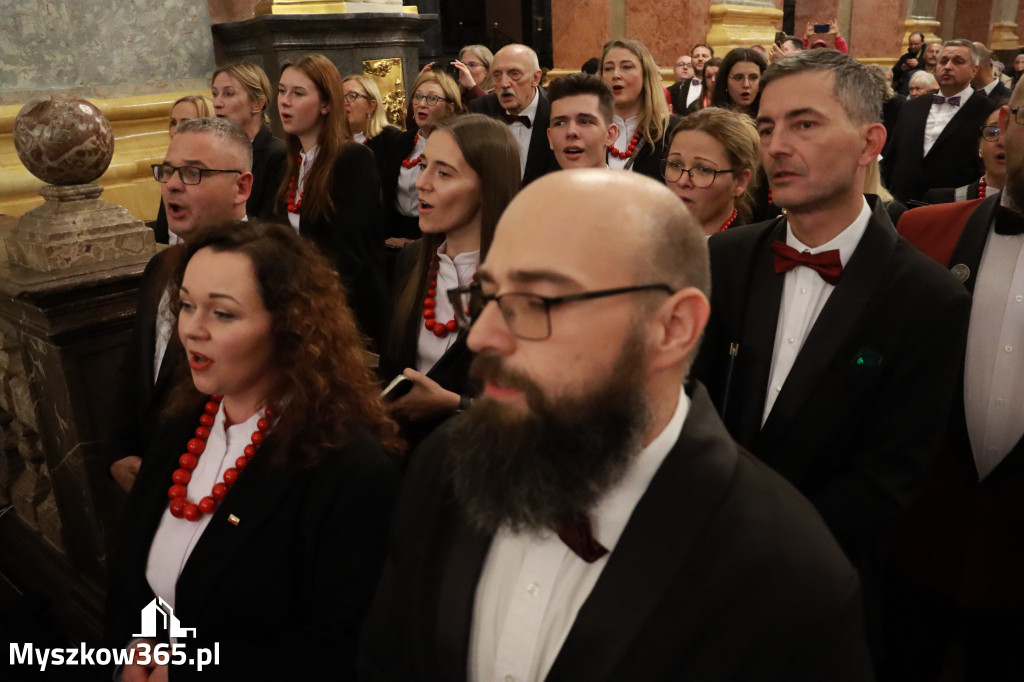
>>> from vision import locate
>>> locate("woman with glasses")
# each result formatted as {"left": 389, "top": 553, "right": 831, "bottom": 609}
{"left": 276, "top": 53, "right": 388, "bottom": 348}
{"left": 211, "top": 63, "right": 288, "bottom": 220}
{"left": 459, "top": 44, "right": 495, "bottom": 98}
{"left": 710, "top": 48, "right": 767, "bottom": 117}
{"left": 600, "top": 39, "right": 679, "bottom": 181}
{"left": 922, "top": 99, "right": 1005, "bottom": 204}
{"left": 342, "top": 74, "right": 400, "bottom": 167}
{"left": 663, "top": 108, "right": 759, "bottom": 237}
{"left": 381, "top": 71, "right": 463, "bottom": 248}
{"left": 380, "top": 114, "right": 520, "bottom": 449}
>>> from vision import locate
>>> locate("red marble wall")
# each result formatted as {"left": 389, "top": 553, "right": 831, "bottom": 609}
{"left": 849, "top": 0, "right": 908, "bottom": 59}
{"left": 207, "top": 0, "right": 258, "bottom": 23}
{"left": 625, "top": 0, "right": 715, "bottom": 67}
{"left": 794, "top": 0, "right": 838, "bottom": 46}
{"left": 954, "top": 0, "right": 997, "bottom": 43}
{"left": 551, "top": 0, "right": 611, "bottom": 68}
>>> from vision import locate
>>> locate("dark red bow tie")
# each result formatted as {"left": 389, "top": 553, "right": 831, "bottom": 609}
{"left": 502, "top": 112, "right": 532, "bottom": 128}
{"left": 932, "top": 94, "right": 961, "bottom": 106}
{"left": 556, "top": 516, "right": 608, "bottom": 563}
{"left": 770, "top": 241, "right": 843, "bottom": 285}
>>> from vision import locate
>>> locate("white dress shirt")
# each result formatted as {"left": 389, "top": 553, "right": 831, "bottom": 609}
{"left": 468, "top": 387, "right": 691, "bottom": 682}
{"left": 980, "top": 79, "right": 999, "bottom": 97}
{"left": 964, "top": 201, "right": 1024, "bottom": 479}
{"left": 153, "top": 288, "right": 174, "bottom": 383}
{"left": 762, "top": 199, "right": 871, "bottom": 425}
{"left": 923, "top": 85, "right": 974, "bottom": 157}
{"left": 415, "top": 243, "right": 479, "bottom": 374}
{"left": 146, "top": 403, "right": 264, "bottom": 612}
{"left": 395, "top": 132, "right": 427, "bottom": 217}
{"left": 353, "top": 131, "right": 367, "bottom": 144}
{"left": 608, "top": 114, "right": 639, "bottom": 171}
{"left": 685, "top": 77, "right": 702, "bottom": 108}
{"left": 287, "top": 145, "right": 318, "bottom": 231}
{"left": 506, "top": 90, "right": 540, "bottom": 179}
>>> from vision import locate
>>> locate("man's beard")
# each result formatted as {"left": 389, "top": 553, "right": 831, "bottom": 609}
{"left": 1004, "top": 167, "right": 1024, "bottom": 215}
{"left": 446, "top": 332, "right": 652, "bottom": 535}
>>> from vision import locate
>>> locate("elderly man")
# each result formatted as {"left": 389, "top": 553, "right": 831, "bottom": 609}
{"left": 359, "top": 170, "right": 873, "bottom": 681}
{"left": 546, "top": 73, "right": 618, "bottom": 170}
{"left": 469, "top": 43, "right": 556, "bottom": 185}
{"left": 890, "top": 79, "right": 1024, "bottom": 682}
{"left": 107, "top": 117, "right": 253, "bottom": 491}
{"left": 884, "top": 39, "right": 992, "bottom": 203}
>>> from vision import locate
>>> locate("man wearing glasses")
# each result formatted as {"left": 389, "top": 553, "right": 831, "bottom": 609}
{"left": 360, "top": 170, "right": 873, "bottom": 681}
{"left": 107, "top": 118, "right": 252, "bottom": 492}
{"left": 890, "top": 83, "right": 1024, "bottom": 680}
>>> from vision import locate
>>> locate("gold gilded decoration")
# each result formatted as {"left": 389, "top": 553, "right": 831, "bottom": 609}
{"left": 364, "top": 58, "right": 407, "bottom": 131}
{"left": 255, "top": 0, "right": 412, "bottom": 15}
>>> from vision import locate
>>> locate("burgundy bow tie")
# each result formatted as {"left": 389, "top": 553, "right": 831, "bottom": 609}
{"left": 932, "top": 94, "right": 961, "bottom": 106}
{"left": 556, "top": 516, "right": 608, "bottom": 563}
{"left": 502, "top": 112, "right": 532, "bottom": 128}
{"left": 770, "top": 241, "right": 843, "bottom": 285}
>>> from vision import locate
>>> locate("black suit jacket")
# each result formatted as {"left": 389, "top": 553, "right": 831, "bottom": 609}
{"left": 984, "top": 79, "right": 1011, "bottom": 101}
{"left": 107, "top": 246, "right": 185, "bottom": 466}
{"left": 882, "top": 91, "right": 991, "bottom": 203}
{"left": 621, "top": 114, "right": 681, "bottom": 183}
{"left": 469, "top": 89, "right": 556, "bottom": 186}
{"left": 358, "top": 383, "right": 873, "bottom": 681}
{"left": 667, "top": 79, "right": 699, "bottom": 115}
{"left": 379, "top": 130, "right": 422, "bottom": 240}
{"left": 248, "top": 126, "right": 287, "bottom": 220}
{"left": 296, "top": 142, "right": 389, "bottom": 347}
{"left": 106, "top": 409, "right": 399, "bottom": 681}
{"left": 921, "top": 177, "right": 984, "bottom": 204}
{"left": 691, "top": 200, "right": 971, "bottom": 562}
{"left": 893, "top": 194, "right": 1024, "bottom": 607}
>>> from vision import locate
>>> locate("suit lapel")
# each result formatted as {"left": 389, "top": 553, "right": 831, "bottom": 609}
{"left": 524, "top": 89, "right": 551, "bottom": 180}
{"left": 759, "top": 204, "right": 897, "bottom": 445}
{"left": 546, "top": 386, "right": 739, "bottom": 682}
{"left": 927, "top": 94, "right": 981, "bottom": 157}
{"left": 947, "top": 193, "right": 999, "bottom": 294}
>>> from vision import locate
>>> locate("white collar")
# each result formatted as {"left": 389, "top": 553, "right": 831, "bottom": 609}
{"left": 517, "top": 88, "right": 540, "bottom": 123}
{"left": 785, "top": 197, "right": 871, "bottom": 268}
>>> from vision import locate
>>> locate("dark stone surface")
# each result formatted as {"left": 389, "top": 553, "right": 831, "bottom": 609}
{"left": 13, "top": 97, "right": 114, "bottom": 185}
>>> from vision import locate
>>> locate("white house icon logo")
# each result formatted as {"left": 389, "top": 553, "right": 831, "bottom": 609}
{"left": 133, "top": 598, "right": 197, "bottom": 639}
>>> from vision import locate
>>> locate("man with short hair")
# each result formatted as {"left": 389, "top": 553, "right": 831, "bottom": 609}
{"left": 469, "top": 43, "right": 555, "bottom": 185}
{"left": 888, "top": 80, "right": 1024, "bottom": 682}
{"left": 673, "top": 54, "right": 694, "bottom": 82}
{"left": 546, "top": 73, "right": 618, "bottom": 170}
{"left": 107, "top": 117, "right": 253, "bottom": 491}
{"left": 692, "top": 49, "right": 970, "bottom": 653}
{"left": 892, "top": 31, "right": 926, "bottom": 91}
{"left": 691, "top": 42, "right": 714, "bottom": 78}
{"left": 359, "top": 170, "right": 874, "bottom": 681}
{"left": 972, "top": 41, "right": 1011, "bottom": 99}
{"left": 668, "top": 52, "right": 702, "bottom": 114}
{"left": 884, "top": 39, "right": 992, "bottom": 203}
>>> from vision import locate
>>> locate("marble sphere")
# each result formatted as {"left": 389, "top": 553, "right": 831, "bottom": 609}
{"left": 13, "top": 96, "right": 114, "bottom": 185}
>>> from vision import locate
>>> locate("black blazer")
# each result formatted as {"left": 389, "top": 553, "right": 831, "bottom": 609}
{"left": 921, "top": 177, "right": 984, "bottom": 204}
{"left": 691, "top": 199, "right": 971, "bottom": 563}
{"left": 882, "top": 91, "right": 991, "bottom": 204}
{"left": 985, "top": 79, "right": 1011, "bottom": 101}
{"left": 106, "top": 408, "right": 399, "bottom": 681}
{"left": 622, "top": 114, "right": 681, "bottom": 182}
{"left": 358, "top": 383, "right": 873, "bottom": 681}
{"left": 107, "top": 246, "right": 185, "bottom": 466}
{"left": 469, "top": 89, "right": 556, "bottom": 186}
{"left": 248, "top": 126, "right": 288, "bottom": 220}
{"left": 296, "top": 142, "right": 389, "bottom": 347}
{"left": 364, "top": 125, "right": 401, "bottom": 181}
{"left": 667, "top": 80, "right": 699, "bottom": 115}
{"left": 379, "top": 130, "right": 423, "bottom": 241}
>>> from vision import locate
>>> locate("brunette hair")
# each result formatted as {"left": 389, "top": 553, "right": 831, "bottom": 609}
{"left": 171, "top": 94, "right": 215, "bottom": 119}
{"left": 275, "top": 54, "right": 354, "bottom": 224}
{"left": 547, "top": 72, "right": 615, "bottom": 124}
{"left": 712, "top": 48, "right": 767, "bottom": 113}
{"left": 601, "top": 39, "right": 672, "bottom": 144}
{"left": 460, "top": 44, "right": 495, "bottom": 92}
{"left": 167, "top": 220, "right": 401, "bottom": 462}
{"left": 212, "top": 62, "right": 274, "bottom": 126}
{"left": 668, "top": 107, "right": 760, "bottom": 222}
{"left": 385, "top": 114, "right": 520, "bottom": 360}
{"left": 342, "top": 74, "right": 390, "bottom": 139}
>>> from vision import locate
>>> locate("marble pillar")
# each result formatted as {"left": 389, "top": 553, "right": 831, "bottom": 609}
{"left": 991, "top": 0, "right": 1020, "bottom": 49}
{"left": 706, "top": 0, "right": 784, "bottom": 55}
{"left": 849, "top": 0, "right": 909, "bottom": 63}
{"left": 904, "top": 0, "right": 943, "bottom": 47}
{"left": 953, "top": 0, "right": 997, "bottom": 42}
{"left": 551, "top": 0, "right": 611, "bottom": 69}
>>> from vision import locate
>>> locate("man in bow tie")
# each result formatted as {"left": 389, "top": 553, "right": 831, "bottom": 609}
{"left": 667, "top": 53, "right": 701, "bottom": 114}
{"left": 888, "top": 78, "right": 1024, "bottom": 681}
{"left": 360, "top": 170, "right": 873, "bottom": 681}
{"left": 469, "top": 43, "right": 556, "bottom": 185}
{"left": 691, "top": 48, "right": 970, "bottom": 665}
{"left": 883, "top": 39, "right": 990, "bottom": 203}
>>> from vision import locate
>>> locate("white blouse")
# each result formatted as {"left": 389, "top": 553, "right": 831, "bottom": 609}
{"left": 415, "top": 243, "right": 479, "bottom": 374}
{"left": 287, "top": 145, "right": 318, "bottom": 232}
{"left": 395, "top": 133, "right": 428, "bottom": 218}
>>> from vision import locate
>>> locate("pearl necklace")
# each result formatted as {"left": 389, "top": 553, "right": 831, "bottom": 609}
{"left": 167, "top": 396, "right": 273, "bottom": 522}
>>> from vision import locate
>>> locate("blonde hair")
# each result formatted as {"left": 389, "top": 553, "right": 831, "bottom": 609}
{"left": 410, "top": 71, "right": 464, "bottom": 127}
{"left": 342, "top": 74, "right": 390, "bottom": 139}
{"left": 601, "top": 39, "right": 671, "bottom": 144}
{"left": 460, "top": 44, "right": 495, "bottom": 92}
{"left": 171, "top": 94, "right": 215, "bottom": 119}
{"left": 212, "top": 62, "right": 274, "bottom": 126}
{"left": 863, "top": 159, "right": 894, "bottom": 203}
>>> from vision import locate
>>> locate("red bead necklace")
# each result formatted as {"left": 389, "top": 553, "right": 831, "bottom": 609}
{"left": 978, "top": 177, "right": 987, "bottom": 199}
{"left": 718, "top": 208, "right": 739, "bottom": 232}
{"left": 609, "top": 130, "right": 641, "bottom": 160}
{"left": 422, "top": 255, "right": 459, "bottom": 338}
{"left": 286, "top": 176, "right": 302, "bottom": 214}
{"left": 402, "top": 133, "right": 422, "bottom": 169}
{"left": 167, "top": 395, "right": 273, "bottom": 522}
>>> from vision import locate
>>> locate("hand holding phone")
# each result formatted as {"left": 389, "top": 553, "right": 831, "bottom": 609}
{"left": 381, "top": 374, "right": 413, "bottom": 401}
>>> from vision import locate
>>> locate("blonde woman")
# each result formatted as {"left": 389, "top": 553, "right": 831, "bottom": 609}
{"left": 342, "top": 74, "right": 401, "bottom": 169}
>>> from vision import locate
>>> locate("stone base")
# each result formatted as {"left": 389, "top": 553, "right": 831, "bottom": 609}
{"left": 707, "top": 4, "right": 784, "bottom": 55}
{"left": 991, "top": 22, "right": 1020, "bottom": 51}
{"left": 903, "top": 19, "right": 941, "bottom": 50}
{"left": 5, "top": 183, "right": 154, "bottom": 273}
{"left": 255, "top": 0, "right": 413, "bottom": 14}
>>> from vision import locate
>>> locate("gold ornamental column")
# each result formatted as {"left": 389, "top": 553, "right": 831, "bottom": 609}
{"left": 707, "top": 0, "right": 784, "bottom": 55}
{"left": 254, "top": 0, "right": 417, "bottom": 13}
{"left": 991, "top": 0, "right": 1021, "bottom": 50}
{"left": 903, "top": 0, "right": 941, "bottom": 49}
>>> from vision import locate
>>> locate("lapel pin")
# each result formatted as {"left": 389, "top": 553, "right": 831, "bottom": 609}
{"left": 950, "top": 264, "right": 970, "bottom": 283}
{"left": 854, "top": 348, "right": 883, "bottom": 367}
{"left": 228, "top": 514, "right": 240, "bottom": 526}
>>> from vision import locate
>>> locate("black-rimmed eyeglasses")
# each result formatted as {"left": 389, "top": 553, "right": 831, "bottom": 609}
{"left": 661, "top": 160, "right": 734, "bottom": 188}
{"left": 446, "top": 282, "right": 675, "bottom": 341}
{"left": 412, "top": 93, "right": 451, "bottom": 106}
{"left": 152, "top": 164, "right": 242, "bottom": 185}
{"left": 343, "top": 91, "right": 373, "bottom": 103}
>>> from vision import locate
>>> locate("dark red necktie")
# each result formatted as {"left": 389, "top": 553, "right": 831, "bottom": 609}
{"left": 770, "top": 241, "right": 843, "bottom": 285}
{"left": 556, "top": 516, "right": 608, "bottom": 563}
